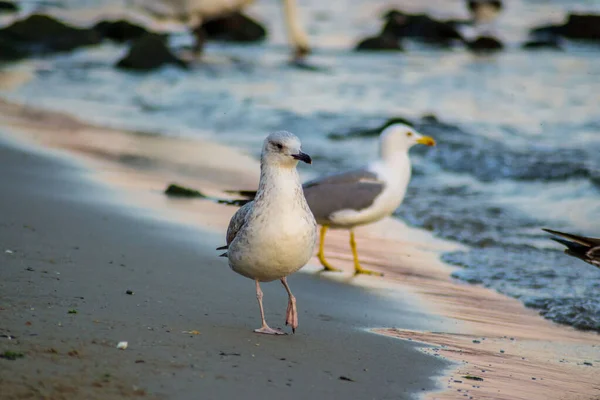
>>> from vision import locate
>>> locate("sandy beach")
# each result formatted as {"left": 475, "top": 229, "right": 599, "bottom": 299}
{"left": 0, "top": 100, "right": 598, "bottom": 399}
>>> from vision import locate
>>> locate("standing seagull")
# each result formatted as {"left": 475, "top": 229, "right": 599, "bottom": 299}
{"left": 303, "top": 124, "right": 435, "bottom": 275}
{"left": 226, "top": 124, "right": 436, "bottom": 276}
{"left": 218, "top": 131, "right": 316, "bottom": 334}
{"left": 543, "top": 229, "right": 600, "bottom": 269}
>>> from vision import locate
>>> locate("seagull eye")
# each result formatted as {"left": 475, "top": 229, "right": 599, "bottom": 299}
{"left": 406, "top": 132, "right": 413, "bottom": 137}
{"left": 276, "top": 143, "right": 283, "bottom": 150}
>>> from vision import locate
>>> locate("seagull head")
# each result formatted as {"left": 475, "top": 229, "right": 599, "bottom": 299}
{"left": 379, "top": 123, "right": 436, "bottom": 158}
{"left": 261, "top": 131, "right": 312, "bottom": 167}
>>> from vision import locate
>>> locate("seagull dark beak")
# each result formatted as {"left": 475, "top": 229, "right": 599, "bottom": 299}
{"left": 416, "top": 136, "right": 436, "bottom": 146}
{"left": 292, "top": 152, "right": 312, "bottom": 164}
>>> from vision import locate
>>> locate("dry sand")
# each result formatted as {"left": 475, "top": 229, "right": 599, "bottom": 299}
{"left": 0, "top": 99, "right": 598, "bottom": 399}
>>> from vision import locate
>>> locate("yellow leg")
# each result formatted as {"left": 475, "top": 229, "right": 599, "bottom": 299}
{"left": 350, "top": 230, "right": 383, "bottom": 276}
{"left": 317, "top": 226, "right": 341, "bottom": 272}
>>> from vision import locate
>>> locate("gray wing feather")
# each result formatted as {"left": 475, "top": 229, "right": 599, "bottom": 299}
{"left": 303, "top": 169, "right": 379, "bottom": 189}
{"left": 303, "top": 180, "right": 385, "bottom": 224}
{"left": 226, "top": 201, "right": 254, "bottom": 246}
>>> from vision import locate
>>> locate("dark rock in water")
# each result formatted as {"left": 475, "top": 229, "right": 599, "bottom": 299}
{"left": 201, "top": 12, "right": 266, "bottom": 42}
{"left": 355, "top": 34, "right": 403, "bottom": 51}
{"left": 466, "top": 36, "right": 504, "bottom": 52}
{"left": 355, "top": 9, "right": 462, "bottom": 50}
{"left": 0, "top": 14, "right": 101, "bottom": 57}
{"left": 116, "top": 34, "right": 187, "bottom": 71}
{"left": 0, "top": 1, "right": 17, "bottom": 13}
{"left": 328, "top": 116, "right": 415, "bottom": 140}
{"left": 521, "top": 39, "right": 562, "bottom": 51}
{"left": 562, "top": 14, "right": 600, "bottom": 40}
{"left": 0, "top": 37, "right": 26, "bottom": 61}
{"left": 421, "top": 113, "right": 439, "bottom": 123}
{"left": 164, "top": 183, "right": 206, "bottom": 198}
{"left": 93, "top": 19, "right": 149, "bottom": 43}
{"left": 381, "top": 9, "right": 462, "bottom": 46}
{"left": 530, "top": 13, "right": 600, "bottom": 42}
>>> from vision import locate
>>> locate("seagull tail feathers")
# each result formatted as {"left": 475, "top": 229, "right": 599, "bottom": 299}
{"left": 549, "top": 237, "right": 588, "bottom": 252}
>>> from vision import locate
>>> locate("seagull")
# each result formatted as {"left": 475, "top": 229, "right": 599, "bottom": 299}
{"left": 543, "top": 228, "right": 600, "bottom": 269}
{"left": 130, "top": 0, "right": 310, "bottom": 61}
{"left": 217, "top": 131, "right": 316, "bottom": 335}
{"left": 226, "top": 123, "right": 436, "bottom": 276}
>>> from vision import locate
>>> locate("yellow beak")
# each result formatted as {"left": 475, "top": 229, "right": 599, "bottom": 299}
{"left": 416, "top": 136, "right": 436, "bottom": 146}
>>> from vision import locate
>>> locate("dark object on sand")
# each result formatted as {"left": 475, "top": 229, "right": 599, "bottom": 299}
{"left": 339, "top": 376, "right": 356, "bottom": 382}
{"left": 0, "top": 1, "right": 17, "bottom": 13}
{"left": 201, "top": 12, "right": 266, "bottom": 42}
{"left": 93, "top": 19, "right": 149, "bottom": 43}
{"left": 116, "top": 34, "right": 187, "bottom": 71}
{"left": 164, "top": 183, "right": 207, "bottom": 198}
{"left": 1, "top": 351, "right": 24, "bottom": 360}
{"left": 466, "top": 36, "right": 504, "bottom": 52}
{"left": 328, "top": 116, "right": 415, "bottom": 141}
{"left": 0, "top": 14, "right": 101, "bottom": 58}
{"left": 463, "top": 375, "right": 484, "bottom": 381}
{"left": 543, "top": 229, "right": 600, "bottom": 269}
{"left": 530, "top": 14, "right": 600, "bottom": 42}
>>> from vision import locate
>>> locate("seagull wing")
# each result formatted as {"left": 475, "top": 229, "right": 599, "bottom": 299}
{"left": 303, "top": 169, "right": 385, "bottom": 224}
{"left": 217, "top": 201, "right": 254, "bottom": 256}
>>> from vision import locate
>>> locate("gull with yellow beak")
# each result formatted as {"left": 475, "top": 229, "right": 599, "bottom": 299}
{"left": 302, "top": 123, "right": 435, "bottom": 275}
{"left": 228, "top": 123, "right": 436, "bottom": 276}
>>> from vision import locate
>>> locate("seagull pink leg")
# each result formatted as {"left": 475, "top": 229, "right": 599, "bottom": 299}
{"left": 281, "top": 277, "right": 298, "bottom": 333}
{"left": 254, "top": 280, "right": 285, "bottom": 335}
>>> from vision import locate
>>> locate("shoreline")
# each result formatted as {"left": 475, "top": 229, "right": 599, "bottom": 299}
{"left": 1, "top": 98, "right": 598, "bottom": 399}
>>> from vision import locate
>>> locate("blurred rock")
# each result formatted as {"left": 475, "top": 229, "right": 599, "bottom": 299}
{"left": 93, "top": 19, "right": 149, "bottom": 43}
{"left": 355, "top": 9, "right": 463, "bottom": 50}
{"left": 0, "top": 37, "right": 25, "bottom": 61}
{"left": 355, "top": 34, "right": 403, "bottom": 51}
{"left": 201, "top": 12, "right": 266, "bottom": 42}
{"left": 328, "top": 116, "right": 415, "bottom": 141}
{"left": 116, "top": 33, "right": 187, "bottom": 71}
{"left": 0, "top": 1, "right": 17, "bottom": 13}
{"left": 521, "top": 39, "right": 562, "bottom": 51}
{"left": 0, "top": 14, "right": 101, "bottom": 59}
{"left": 381, "top": 9, "right": 463, "bottom": 46}
{"left": 530, "top": 13, "right": 600, "bottom": 42}
{"left": 466, "top": 36, "right": 504, "bottom": 52}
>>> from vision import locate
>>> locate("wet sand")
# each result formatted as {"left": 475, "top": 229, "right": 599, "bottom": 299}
{"left": 1, "top": 99, "right": 599, "bottom": 399}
